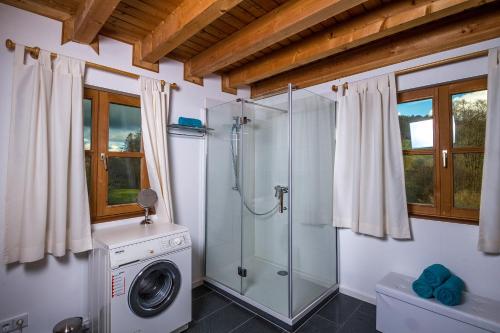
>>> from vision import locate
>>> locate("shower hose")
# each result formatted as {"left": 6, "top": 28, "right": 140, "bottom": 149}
{"left": 231, "top": 125, "right": 279, "bottom": 216}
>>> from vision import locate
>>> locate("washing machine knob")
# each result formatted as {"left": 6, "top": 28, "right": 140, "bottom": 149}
{"left": 171, "top": 237, "right": 183, "bottom": 246}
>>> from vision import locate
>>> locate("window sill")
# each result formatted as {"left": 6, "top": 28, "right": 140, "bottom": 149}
{"left": 92, "top": 211, "right": 150, "bottom": 224}
{"left": 409, "top": 214, "right": 478, "bottom": 226}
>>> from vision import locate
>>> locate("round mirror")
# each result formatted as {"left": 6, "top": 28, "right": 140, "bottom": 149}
{"left": 137, "top": 189, "right": 158, "bottom": 224}
{"left": 137, "top": 188, "right": 158, "bottom": 209}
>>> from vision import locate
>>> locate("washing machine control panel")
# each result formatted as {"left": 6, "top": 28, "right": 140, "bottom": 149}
{"left": 109, "top": 231, "right": 191, "bottom": 268}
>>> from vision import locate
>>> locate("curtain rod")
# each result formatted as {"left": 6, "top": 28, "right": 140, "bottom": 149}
{"left": 5, "top": 39, "right": 178, "bottom": 90}
{"left": 331, "top": 49, "right": 489, "bottom": 92}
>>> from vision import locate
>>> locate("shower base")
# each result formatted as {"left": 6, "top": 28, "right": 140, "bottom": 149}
{"left": 204, "top": 258, "right": 338, "bottom": 331}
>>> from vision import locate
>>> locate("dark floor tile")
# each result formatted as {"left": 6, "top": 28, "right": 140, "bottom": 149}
{"left": 192, "top": 292, "right": 231, "bottom": 321}
{"left": 317, "top": 294, "right": 361, "bottom": 325}
{"left": 295, "top": 315, "right": 340, "bottom": 333}
{"left": 187, "top": 303, "right": 254, "bottom": 333}
{"left": 339, "top": 311, "right": 378, "bottom": 333}
{"left": 357, "top": 302, "right": 376, "bottom": 318}
{"left": 193, "top": 285, "right": 213, "bottom": 300}
{"left": 231, "top": 316, "right": 285, "bottom": 333}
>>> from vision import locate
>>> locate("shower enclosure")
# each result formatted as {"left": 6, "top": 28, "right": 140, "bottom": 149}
{"left": 205, "top": 85, "right": 337, "bottom": 329}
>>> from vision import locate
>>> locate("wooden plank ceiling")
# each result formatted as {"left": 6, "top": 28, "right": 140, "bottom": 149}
{"left": 3, "top": 0, "right": 499, "bottom": 96}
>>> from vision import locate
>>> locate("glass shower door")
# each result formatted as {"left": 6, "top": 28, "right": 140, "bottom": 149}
{"left": 240, "top": 97, "right": 290, "bottom": 317}
{"left": 205, "top": 100, "right": 243, "bottom": 293}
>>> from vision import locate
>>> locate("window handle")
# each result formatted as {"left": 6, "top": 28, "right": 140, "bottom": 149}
{"left": 100, "top": 153, "right": 108, "bottom": 171}
{"left": 442, "top": 149, "right": 448, "bottom": 168}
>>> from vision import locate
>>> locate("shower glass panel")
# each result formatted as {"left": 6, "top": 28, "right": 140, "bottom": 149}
{"left": 241, "top": 98, "right": 289, "bottom": 317}
{"left": 205, "top": 100, "right": 243, "bottom": 293}
{"left": 291, "top": 89, "right": 337, "bottom": 316}
{"left": 205, "top": 86, "right": 337, "bottom": 325}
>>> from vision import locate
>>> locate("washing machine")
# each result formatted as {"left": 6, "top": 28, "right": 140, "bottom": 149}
{"left": 90, "top": 223, "right": 192, "bottom": 333}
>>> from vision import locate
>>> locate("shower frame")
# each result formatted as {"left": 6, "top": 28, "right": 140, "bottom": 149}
{"left": 203, "top": 84, "right": 339, "bottom": 331}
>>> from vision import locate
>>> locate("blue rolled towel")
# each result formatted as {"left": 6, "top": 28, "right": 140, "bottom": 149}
{"left": 412, "top": 274, "right": 434, "bottom": 298}
{"left": 422, "top": 264, "right": 451, "bottom": 287}
{"left": 411, "top": 274, "right": 434, "bottom": 298}
{"left": 179, "top": 117, "right": 203, "bottom": 128}
{"left": 434, "top": 275, "right": 465, "bottom": 306}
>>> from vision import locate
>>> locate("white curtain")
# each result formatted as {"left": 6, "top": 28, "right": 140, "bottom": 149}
{"left": 139, "top": 77, "right": 174, "bottom": 224}
{"left": 332, "top": 73, "right": 410, "bottom": 238}
{"left": 3, "top": 46, "right": 91, "bottom": 264}
{"left": 478, "top": 48, "right": 500, "bottom": 253}
{"left": 47, "top": 55, "right": 91, "bottom": 255}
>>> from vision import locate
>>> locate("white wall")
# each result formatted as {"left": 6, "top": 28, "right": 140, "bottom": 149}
{"left": 0, "top": 4, "right": 249, "bottom": 332}
{"left": 305, "top": 37, "right": 500, "bottom": 304}
{"left": 338, "top": 219, "right": 500, "bottom": 304}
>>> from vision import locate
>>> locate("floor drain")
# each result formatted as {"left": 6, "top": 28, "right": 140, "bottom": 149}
{"left": 277, "top": 270, "right": 288, "bottom": 276}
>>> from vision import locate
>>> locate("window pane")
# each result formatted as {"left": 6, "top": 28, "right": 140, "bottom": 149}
{"left": 85, "top": 154, "right": 91, "bottom": 195}
{"left": 452, "top": 90, "right": 487, "bottom": 147}
{"left": 108, "top": 157, "right": 141, "bottom": 205}
{"left": 108, "top": 103, "right": 141, "bottom": 152}
{"left": 453, "top": 153, "right": 483, "bottom": 209}
{"left": 83, "top": 99, "right": 92, "bottom": 150}
{"left": 403, "top": 155, "right": 434, "bottom": 205}
{"left": 398, "top": 98, "right": 433, "bottom": 149}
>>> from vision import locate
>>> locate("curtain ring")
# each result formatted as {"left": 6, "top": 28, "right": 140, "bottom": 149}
{"left": 30, "top": 46, "right": 40, "bottom": 59}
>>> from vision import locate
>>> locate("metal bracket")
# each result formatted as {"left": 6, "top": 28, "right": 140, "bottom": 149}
{"left": 237, "top": 266, "right": 247, "bottom": 277}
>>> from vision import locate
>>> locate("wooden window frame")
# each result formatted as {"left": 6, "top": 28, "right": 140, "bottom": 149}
{"left": 84, "top": 89, "right": 99, "bottom": 220}
{"left": 398, "top": 76, "right": 487, "bottom": 224}
{"left": 85, "top": 87, "right": 149, "bottom": 223}
{"left": 399, "top": 87, "right": 441, "bottom": 218}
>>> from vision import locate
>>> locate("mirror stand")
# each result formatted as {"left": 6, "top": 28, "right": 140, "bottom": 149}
{"left": 140, "top": 207, "right": 153, "bottom": 225}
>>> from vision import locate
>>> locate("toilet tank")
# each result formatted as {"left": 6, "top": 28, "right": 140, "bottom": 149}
{"left": 375, "top": 272, "right": 500, "bottom": 333}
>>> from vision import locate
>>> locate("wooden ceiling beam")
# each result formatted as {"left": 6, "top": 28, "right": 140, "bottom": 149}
{"left": 250, "top": 6, "right": 500, "bottom": 98}
{"left": 184, "top": 0, "right": 369, "bottom": 80}
{"left": 228, "top": 0, "right": 494, "bottom": 88}
{"left": 64, "top": 0, "right": 121, "bottom": 45}
{"left": 139, "top": 0, "right": 244, "bottom": 64}
{"left": 0, "top": 0, "right": 73, "bottom": 21}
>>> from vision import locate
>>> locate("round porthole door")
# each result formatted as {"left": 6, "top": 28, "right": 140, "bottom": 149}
{"left": 128, "top": 260, "right": 181, "bottom": 317}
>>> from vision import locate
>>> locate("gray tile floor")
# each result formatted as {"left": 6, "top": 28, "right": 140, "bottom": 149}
{"left": 187, "top": 285, "right": 380, "bottom": 333}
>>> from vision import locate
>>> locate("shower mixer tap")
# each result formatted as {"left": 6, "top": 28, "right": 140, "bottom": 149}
{"left": 274, "top": 185, "right": 288, "bottom": 213}
{"left": 233, "top": 116, "right": 250, "bottom": 126}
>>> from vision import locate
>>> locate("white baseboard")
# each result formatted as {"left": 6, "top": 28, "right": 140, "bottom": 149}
{"left": 192, "top": 278, "right": 204, "bottom": 288}
{"left": 340, "top": 285, "right": 376, "bottom": 305}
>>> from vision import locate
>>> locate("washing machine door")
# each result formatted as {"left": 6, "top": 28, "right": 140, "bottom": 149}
{"left": 128, "top": 259, "right": 181, "bottom": 317}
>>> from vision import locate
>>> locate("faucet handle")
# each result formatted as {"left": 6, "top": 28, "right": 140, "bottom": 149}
{"left": 274, "top": 185, "right": 289, "bottom": 197}
{"left": 273, "top": 185, "right": 289, "bottom": 213}
{"left": 274, "top": 185, "right": 280, "bottom": 198}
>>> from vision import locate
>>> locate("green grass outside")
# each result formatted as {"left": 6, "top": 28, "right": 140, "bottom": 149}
{"left": 108, "top": 188, "right": 140, "bottom": 205}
